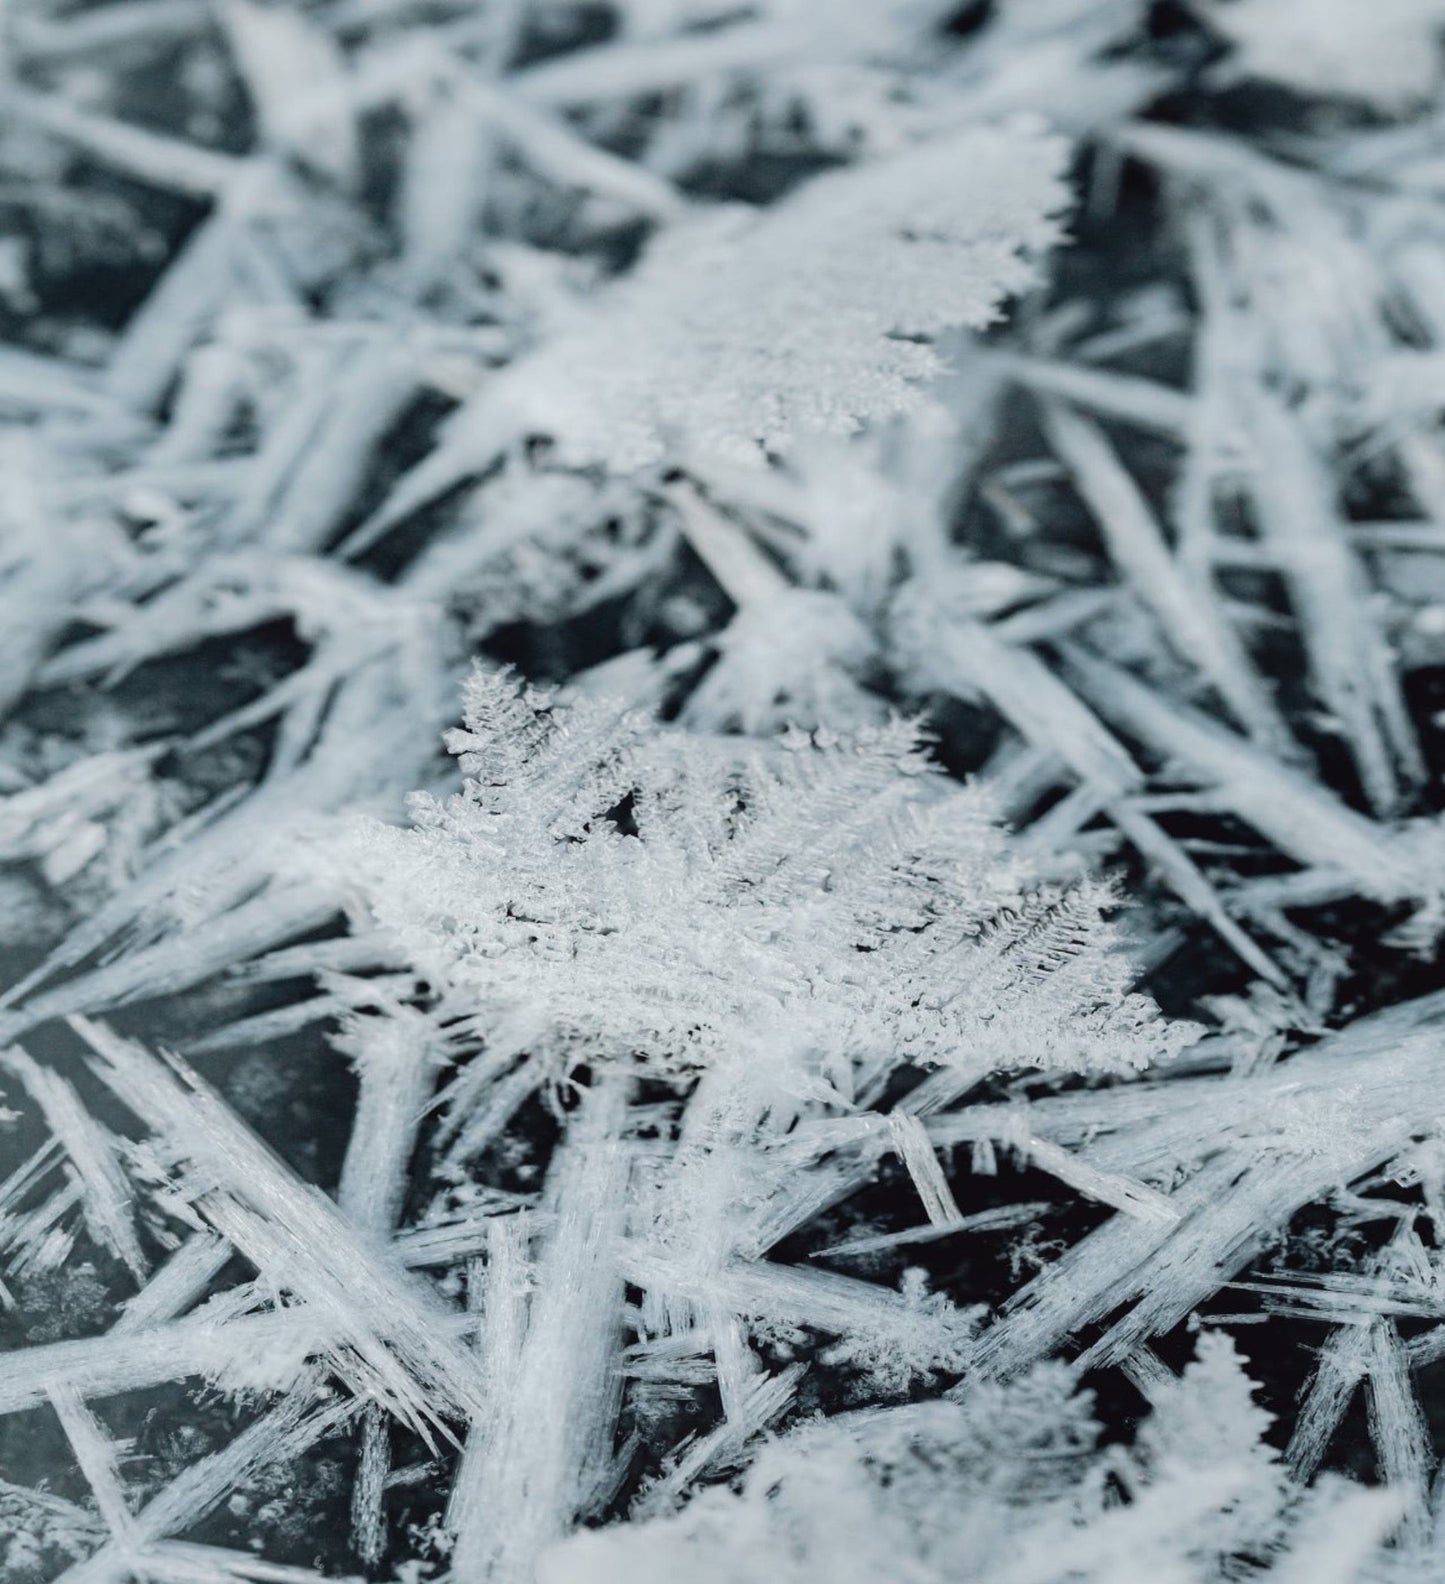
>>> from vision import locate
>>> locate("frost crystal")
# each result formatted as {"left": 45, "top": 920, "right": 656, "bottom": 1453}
{"left": 542, "top": 1338, "right": 1308, "bottom": 1583}
{"left": 501, "top": 127, "right": 1070, "bottom": 468}
{"left": 347, "top": 668, "right": 1185, "bottom": 1093}
{"left": 2, "top": 0, "right": 1445, "bottom": 1577}
{"left": 373, "top": 122, "right": 1071, "bottom": 532}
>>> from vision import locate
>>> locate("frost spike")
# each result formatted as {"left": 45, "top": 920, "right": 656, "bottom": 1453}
{"left": 664, "top": 483, "right": 791, "bottom": 609}
{"left": 888, "top": 1113, "right": 962, "bottom": 1227}
{"left": 1038, "top": 399, "right": 1290, "bottom": 750}
{"left": 265, "top": 344, "right": 422, "bottom": 553}
{"left": 895, "top": 596, "right": 1142, "bottom": 798}
{"left": 1365, "top": 1319, "right": 1432, "bottom": 1543}
{"left": 48, "top": 1384, "right": 141, "bottom": 1554}
{"left": 987, "top": 350, "right": 1194, "bottom": 438}
{"left": 114, "top": 1233, "right": 232, "bottom": 1336}
{"left": 461, "top": 75, "right": 688, "bottom": 224}
{"left": 1012, "top": 1130, "right": 1178, "bottom": 1227}
{"left": 103, "top": 207, "right": 242, "bottom": 413}
{"left": 1, "top": 1044, "right": 146, "bottom": 1280}
{"left": 449, "top": 1081, "right": 630, "bottom": 1582}
{"left": 0, "top": 1310, "right": 327, "bottom": 1417}
{"left": 1241, "top": 387, "right": 1423, "bottom": 816}
{"left": 445, "top": 1215, "right": 530, "bottom": 1545}
{"left": 813, "top": 1202, "right": 1049, "bottom": 1261}
{"left": 350, "top": 1407, "right": 389, "bottom": 1569}
{"left": 1063, "top": 647, "right": 1423, "bottom": 902}
{"left": 1110, "top": 802, "right": 1291, "bottom": 989}
{"left": 0, "top": 886, "right": 342, "bottom": 1040}
{"left": 335, "top": 1008, "right": 441, "bottom": 1239}
{"left": 222, "top": 0, "right": 358, "bottom": 186}
{"left": 5, "top": 86, "right": 245, "bottom": 197}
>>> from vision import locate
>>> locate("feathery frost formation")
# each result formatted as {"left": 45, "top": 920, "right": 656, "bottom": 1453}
{"left": 406, "top": 127, "right": 1071, "bottom": 473}
{"left": 2, "top": 0, "right": 1445, "bottom": 1580}
{"left": 348, "top": 670, "right": 1183, "bottom": 1090}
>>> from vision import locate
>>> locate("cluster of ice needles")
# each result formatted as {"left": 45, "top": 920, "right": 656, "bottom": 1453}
{"left": 6, "top": 0, "right": 1445, "bottom": 1579}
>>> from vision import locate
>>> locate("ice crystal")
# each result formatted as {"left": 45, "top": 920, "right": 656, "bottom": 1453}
{"left": 2, "top": 0, "right": 1445, "bottom": 1577}
{"left": 480, "top": 126, "right": 1070, "bottom": 470}
{"left": 542, "top": 1338, "right": 1308, "bottom": 1584}
{"left": 346, "top": 668, "right": 1186, "bottom": 1094}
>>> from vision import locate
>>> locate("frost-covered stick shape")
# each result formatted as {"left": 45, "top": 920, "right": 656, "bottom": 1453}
{"left": 0, "top": 1310, "right": 330, "bottom": 1418}
{"left": 47, "top": 1386, "right": 140, "bottom": 1558}
{"left": 1106, "top": 800, "right": 1289, "bottom": 989}
{"left": 662, "top": 483, "right": 791, "bottom": 611}
{"left": 127, "top": 1539, "right": 359, "bottom": 1583}
{"left": 454, "top": 71, "right": 690, "bottom": 224}
{"left": 972, "top": 991, "right": 1445, "bottom": 1380}
{"left": 335, "top": 1006, "right": 441, "bottom": 1242}
{"left": 0, "top": 1045, "right": 146, "bottom": 1280}
{"left": 112, "top": 1234, "right": 232, "bottom": 1337}
{"left": 70, "top": 1018, "right": 488, "bottom": 1437}
{"left": 1062, "top": 647, "right": 1428, "bottom": 907}
{"left": 986, "top": 350, "right": 1195, "bottom": 438}
{"left": 0, "top": 885, "right": 343, "bottom": 1047}
{"left": 1240, "top": 387, "right": 1423, "bottom": 817}
{"left": 627, "top": 1249, "right": 977, "bottom": 1395}
{"left": 351, "top": 122, "right": 1071, "bottom": 547}
{"left": 261, "top": 345, "right": 423, "bottom": 555}
{"left": 778, "top": 1102, "right": 1177, "bottom": 1229}
{"left": 1037, "top": 399, "right": 1290, "bottom": 751}
{"left": 1008, "top": 1130, "right": 1176, "bottom": 1227}
{"left": 4, "top": 84, "right": 244, "bottom": 199}
{"left": 448, "top": 1080, "right": 631, "bottom": 1583}
{"left": 444, "top": 1215, "right": 528, "bottom": 1554}
{"left": 102, "top": 200, "right": 251, "bottom": 414}
{"left": 0, "top": 748, "right": 160, "bottom": 872}
{"left": 631, "top": 1065, "right": 776, "bottom": 1417}
{"left": 0, "top": 341, "right": 119, "bottom": 418}
{"left": 350, "top": 1409, "right": 389, "bottom": 1571}
{"left": 1287, "top": 1324, "right": 1373, "bottom": 1481}
{"left": 1363, "top": 1320, "right": 1433, "bottom": 1543}
{"left": 888, "top": 1113, "right": 963, "bottom": 1226}
{"left": 222, "top": 0, "right": 358, "bottom": 185}
{"left": 891, "top": 573, "right": 1143, "bottom": 799}
{"left": 332, "top": 1004, "right": 443, "bottom": 1560}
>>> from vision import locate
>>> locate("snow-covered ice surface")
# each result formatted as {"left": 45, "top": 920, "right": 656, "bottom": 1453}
{"left": 5, "top": 0, "right": 1445, "bottom": 1579}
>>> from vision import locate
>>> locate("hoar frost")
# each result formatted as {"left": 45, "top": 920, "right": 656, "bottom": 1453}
{"left": 345, "top": 668, "right": 1187, "bottom": 1091}
{"left": 480, "top": 126, "right": 1071, "bottom": 469}
{"left": 4, "top": 0, "right": 1445, "bottom": 1579}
